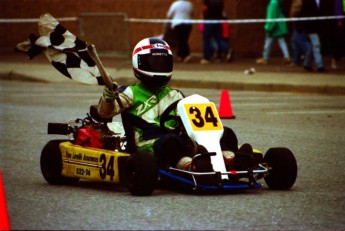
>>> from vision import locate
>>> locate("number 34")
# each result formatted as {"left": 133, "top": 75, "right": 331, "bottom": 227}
{"left": 187, "top": 104, "right": 222, "bottom": 131}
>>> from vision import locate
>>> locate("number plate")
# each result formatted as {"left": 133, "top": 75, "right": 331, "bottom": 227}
{"left": 183, "top": 103, "right": 223, "bottom": 131}
{"left": 60, "top": 142, "right": 128, "bottom": 183}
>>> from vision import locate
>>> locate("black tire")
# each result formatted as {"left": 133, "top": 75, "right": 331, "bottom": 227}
{"left": 40, "top": 140, "right": 79, "bottom": 185}
{"left": 264, "top": 147, "right": 297, "bottom": 190}
{"left": 124, "top": 152, "right": 158, "bottom": 196}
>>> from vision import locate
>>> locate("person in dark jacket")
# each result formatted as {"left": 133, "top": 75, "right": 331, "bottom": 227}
{"left": 290, "top": 0, "right": 311, "bottom": 66}
{"left": 329, "top": 0, "right": 345, "bottom": 69}
{"left": 291, "top": 0, "right": 326, "bottom": 72}
{"left": 200, "top": 0, "right": 231, "bottom": 64}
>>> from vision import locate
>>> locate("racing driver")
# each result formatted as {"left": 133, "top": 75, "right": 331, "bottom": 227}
{"left": 97, "top": 37, "right": 255, "bottom": 173}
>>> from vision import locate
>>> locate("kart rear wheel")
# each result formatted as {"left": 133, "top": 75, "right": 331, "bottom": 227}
{"left": 125, "top": 152, "right": 158, "bottom": 196}
{"left": 40, "top": 140, "right": 79, "bottom": 185}
{"left": 264, "top": 148, "right": 297, "bottom": 190}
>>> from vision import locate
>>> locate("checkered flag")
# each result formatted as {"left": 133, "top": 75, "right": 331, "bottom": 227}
{"left": 16, "top": 13, "right": 104, "bottom": 85}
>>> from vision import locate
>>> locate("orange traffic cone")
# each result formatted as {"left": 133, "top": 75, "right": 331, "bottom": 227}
{"left": 0, "top": 170, "right": 10, "bottom": 231}
{"left": 218, "top": 90, "right": 235, "bottom": 119}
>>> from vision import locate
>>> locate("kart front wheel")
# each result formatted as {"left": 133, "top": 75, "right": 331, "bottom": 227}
{"left": 125, "top": 152, "right": 158, "bottom": 196}
{"left": 40, "top": 140, "right": 80, "bottom": 185}
{"left": 264, "top": 147, "right": 297, "bottom": 190}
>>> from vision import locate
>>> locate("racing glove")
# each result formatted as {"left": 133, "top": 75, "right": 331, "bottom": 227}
{"left": 103, "top": 86, "right": 117, "bottom": 103}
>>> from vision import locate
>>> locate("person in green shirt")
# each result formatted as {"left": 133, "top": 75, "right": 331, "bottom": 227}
{"left": 256, "top": 0, "right": 291, "bottom": 65}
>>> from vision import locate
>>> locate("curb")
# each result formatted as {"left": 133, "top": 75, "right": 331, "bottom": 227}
{"left": 170, "top": 79, "right": 345, "bottom": 95}
{"left": 0, "top": 72, "right": 50, "bottom": 83}
{"left": 1, "top": 68, "right": 345, "bottom": 95}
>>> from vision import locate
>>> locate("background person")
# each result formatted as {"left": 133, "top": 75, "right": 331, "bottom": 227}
{"left": 167, "top": 0, "right": 194, "bottom": 63}
{"left": 329, "top": 0, "right": 345, "bottom": 69}
{"left": 290, "top": 1, "right": 312, "bottom": 66}
{"left": 198, "top": 15, "right": 232, "bottom": 62}
{"left": 290, "top": 0, "right": 326, "bottom": 72}
{"left": 256, "top": 0, "right": 291, "bottom": 65}
{"left": 200, "top": 0, "right": 231, "bottom": 64}
{"left": 213, "top": 14, "right": 233, "bottom": 62}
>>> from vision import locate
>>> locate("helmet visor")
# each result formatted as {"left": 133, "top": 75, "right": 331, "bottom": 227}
{"left": 138, "top": 53, "right": 173, "bottom": 73}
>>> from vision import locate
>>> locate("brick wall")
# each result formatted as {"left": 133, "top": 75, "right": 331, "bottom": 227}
{"left": 2, "top": 0, "right": 277, "bottom": 57}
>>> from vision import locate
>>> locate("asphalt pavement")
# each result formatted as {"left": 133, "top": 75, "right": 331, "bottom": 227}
{"left": 0, "top": 52, "right": 344, "bottom": 95}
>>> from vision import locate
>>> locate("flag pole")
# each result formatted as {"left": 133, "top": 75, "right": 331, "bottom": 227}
{"left": 87, "top": 43, "right": 124, "bottom": 109}
{"left": 87, "top": 43, "right": 116, "bottom": 89}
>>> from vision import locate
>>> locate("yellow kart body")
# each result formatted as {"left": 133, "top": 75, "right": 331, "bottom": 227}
{"left": 59, "top": 141, "right": 129, "bottom": 183}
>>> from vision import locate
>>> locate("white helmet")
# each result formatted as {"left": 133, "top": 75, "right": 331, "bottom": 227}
{"left": 132, "top": 37, "right": 173, "bottom": 88}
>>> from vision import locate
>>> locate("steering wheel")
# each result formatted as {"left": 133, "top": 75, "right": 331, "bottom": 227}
{"left": 160, "top": 100, "right": 182, "bottom": 134}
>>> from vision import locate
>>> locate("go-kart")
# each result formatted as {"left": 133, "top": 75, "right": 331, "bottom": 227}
{"left": 15, "top": 13, "right": 295, "bottom": 195}
{"left": 41, "top": 94, "right": 297, "bottom": 196}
